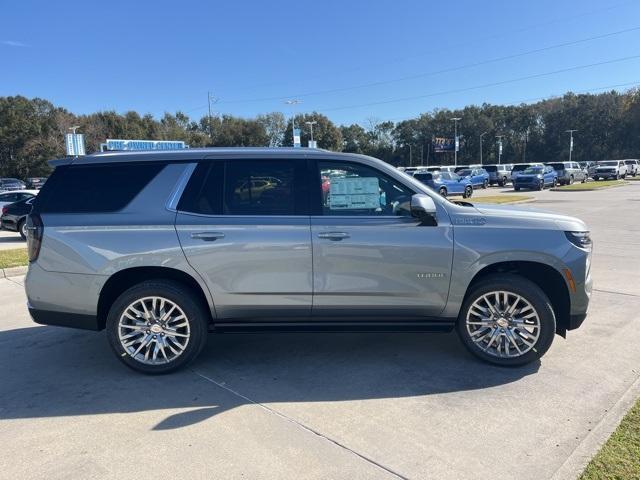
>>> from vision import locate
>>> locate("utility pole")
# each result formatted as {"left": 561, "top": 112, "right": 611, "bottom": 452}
{"left": 522, "top": 128, "right": 529, "bottom": 163}
{"left": 305, "top": 120, "right": 317, "bottom": 148}
{"left": 566, "top": 129, "right": 578, "bottom": 162}
{"left": 207, "top": 92, "right": 218, "bottom": 144}
{"left": 479, "top": 132, "right": 488, "bottom": 165}
{"left": 451, "top": 117, "right": 461, "bottom": 166}
{"left": 496, "top": 135, "right": 504, "bottom": 164}
{"left": 285, "top": 99, "right": 302, "bottom": 147}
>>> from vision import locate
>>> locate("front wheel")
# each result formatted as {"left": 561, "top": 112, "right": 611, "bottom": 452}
{"left": 537, "top": 180, "right": 544, "bottom": 191}
{"left": 514, "top": 186, "right": 520, "bottom": 191}
{"left": 456, "top": 274, "right": 556, "bottom": 366}
{"left": 463, "top": 185, "right": 473, "bottom": 198}
{"left": 569, "top": 175, "right": 574, "bottom": 185}
{"left": 482, "top": 179, "right": 488, "bottom": 189}
{"left": 106, "top": 280, "right": 209, "bottom": 374}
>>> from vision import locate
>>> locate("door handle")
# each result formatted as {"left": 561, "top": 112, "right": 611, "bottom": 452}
{"left": 191, "top": 232, "right": 225, "bottom": 241}
{"left": 317, "top": 232, "right": 350, "bottom": 241}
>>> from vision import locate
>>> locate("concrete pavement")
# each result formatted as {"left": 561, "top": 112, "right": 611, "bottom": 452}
{"left": 1, "top": 183, "right": 639, "bottom": 479}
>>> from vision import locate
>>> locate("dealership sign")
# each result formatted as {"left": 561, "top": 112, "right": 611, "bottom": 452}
{"left": 101, "top": 139, "right": 188, "bottom": 151}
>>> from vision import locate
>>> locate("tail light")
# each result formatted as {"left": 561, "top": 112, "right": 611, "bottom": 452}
{"left": 26, "top": 213, "right": 43, "bottom": 262}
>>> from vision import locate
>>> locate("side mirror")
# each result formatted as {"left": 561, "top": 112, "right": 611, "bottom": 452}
{"left": 411, "top": 194, "right": 437, "bottom": 218}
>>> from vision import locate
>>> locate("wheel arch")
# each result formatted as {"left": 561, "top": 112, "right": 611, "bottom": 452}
{"left": 463, "top": 261, "right": 571, "bottom": 336}
{"left": 97, "top": 266, "right": 214, "bottom": 330}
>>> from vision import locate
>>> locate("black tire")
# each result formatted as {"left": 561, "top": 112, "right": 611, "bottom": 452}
{"left": 482, "top": 179, "right": 488, "bottom": 189}
{"left": 106, "top": 279, "right": 209, "bottom": 374}
{"left": 514, "top": 186, "right": 520, "bottom": 191}
{"left": 593, "top": 176, "right": 599, "bottom": 181}
{"left": 18, "top": 219, "right": 27, "bottom": 240}
{"left": 456, "top": 273, "right": 556, "bottom": 366}
{"left": 463, "top": 185, "right": 473, "bottom": 198}
{"left": 569, "top": 175, "right": 574, "bottom": 185}
{"left": 537, "top": 180, "right": 544, "bottom": 191}
{"left": 552, "top": 178, "right": 557, "bottom": 188}
{"left": 438, "top": 187, "right": 447, "bottom": 197}
{"left": 502, "top": 176, "right": 508, "bottom": 186}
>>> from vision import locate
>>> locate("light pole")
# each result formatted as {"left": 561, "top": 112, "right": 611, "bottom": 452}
{"left": 409, "top": 144, "right": 413, "bottom": 167}
{"left": 496, "top": 135, "right": 504, "bottom": 164}
{"left": 68, "top": 125, "right": 80, "bottom": 135}
{"left": 451, "top": 117, "right": 461, "bottom": 166}
{"left": 305, "top": 120, "right": 317, "bottom": 148}
{"left": 207, "top": 92, "right": 218, "bottom": 143}
{"left": 285, "top": 99, "right": 302, "bottom": 147}
{"left": 479, "top": 132, "right": 488, "bottom": 165}
{"left": 566, "top": 129, "right": 578, "bottom": 162}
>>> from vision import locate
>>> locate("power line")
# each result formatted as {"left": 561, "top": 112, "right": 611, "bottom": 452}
{"left": 383, "top": 80, "right": 640, "bottom": 125}
{"left": 313, "top": 54, "right": 640, "bottom": 113}
{"left": 217, "top": 0, "right": 636, "bottom": 94}
{"left": 211, "top": 26, "right": 640, "bottom": 106}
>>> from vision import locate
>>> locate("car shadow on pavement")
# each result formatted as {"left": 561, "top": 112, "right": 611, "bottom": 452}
{"left": 0, "top": 326, "right": 539, "bottom": 430}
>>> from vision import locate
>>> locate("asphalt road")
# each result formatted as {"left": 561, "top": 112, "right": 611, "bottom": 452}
{"left": 1, "top": 182, "right": 639, "bottom": 480}
{"left": 0, "top": 229, "right": 25, "bottom": 250}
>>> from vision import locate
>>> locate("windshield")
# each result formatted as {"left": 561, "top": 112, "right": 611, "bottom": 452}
{"left": 512, "top": 164, "right": 531, "bottom": 172}
{"left": 441, "top": 172, "right": 459, "bottom": 180}
{"left": 598, "top": 161, "right": 618, "bottom": 166}
{"left": 625, "top": 160, "right": 636, "bottom": 165}
{"left": 523, "top": 167, "right": 544, "bottom": 174}
{"left": 483, "top": 166, "right": 497, "bottom": 172}
{"left": 547, "top": 163, "right": 565, "bottom": 170}
{"left": 457, "top": 169, "right": 472, "bottom": 176}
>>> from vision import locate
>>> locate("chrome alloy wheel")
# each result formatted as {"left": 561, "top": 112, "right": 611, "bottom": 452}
{"left": 118, "top": 296, "right": 190, "bottom": 365}
{"left": 465, "top": 291, "right": 541, "bottom": 358}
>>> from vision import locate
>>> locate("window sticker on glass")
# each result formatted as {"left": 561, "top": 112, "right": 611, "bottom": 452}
{"left": 329, "top": 177, "right": 380, "bottom": 210}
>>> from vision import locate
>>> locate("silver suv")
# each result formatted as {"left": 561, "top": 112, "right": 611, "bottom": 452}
{"left": 25, "top": 149, "right": 592, "bottom": 373}
{"left": 546, "top": 162, "right": 587, "bottom": 185}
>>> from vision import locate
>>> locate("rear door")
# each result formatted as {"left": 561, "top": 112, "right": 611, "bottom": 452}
{"left": 310, "top": 159, "right": 453, "bottom": 318}
{"left": 175, "top": 158, "right": 314, "bottom": 319}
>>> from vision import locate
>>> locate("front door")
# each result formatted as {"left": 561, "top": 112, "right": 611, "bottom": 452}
{"left": 311, "top": 160, "right": 454, "bottom": 318}
{"left": 175, "top": 158, "right": 313, "bottom": 319}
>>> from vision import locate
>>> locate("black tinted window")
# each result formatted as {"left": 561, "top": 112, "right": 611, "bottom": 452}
{"left": 177, "top": 162, "right": 224, "bottom": 215}
{"left": 179, "top": 159, "right": 309, "bottom": 216}
{"left": 35, "top": 163, "right": 164, "bottom": 213}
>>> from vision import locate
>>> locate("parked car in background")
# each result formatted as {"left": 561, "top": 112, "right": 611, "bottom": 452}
{"left": 455, "top": 167, "right": 490, "bottom": 189}
{"left": 513, "top": 165, "right": 558, "bottom": 191}
{"left": 592, "top": 160, "right": 628, "bottom": 180}
{"left": 26, "top": 177, "right": 47, "bottom": 189}
{"left": 0, "top": 190, "right": 38, "bottom": 209}
{"left": 484, "top": 164, "right": 512, "bottom": 186}
{"left": 0, "top": 178, "right": 27, "bottom": 192}
{"left": 413, "top": 170, "right": 473, "bottom": 198}
{"left": 624, "top": 159, "right": 639, "bottom": 177}
{"left": 546, "top": 162, "right": 587, "bottom": 185}
{"left": 511, "top": 163, "right": 544, "bottom": 181}
{"left": 1, "top": 196, "right": 34, "bottom": 239}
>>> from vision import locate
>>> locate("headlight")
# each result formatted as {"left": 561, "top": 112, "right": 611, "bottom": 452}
{"left": 565, "top": 231, "right": 592, "bottom": 249}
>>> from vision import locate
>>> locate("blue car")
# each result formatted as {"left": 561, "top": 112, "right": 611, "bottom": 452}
{"left": 513, "top": 165, "right": 558, "bottom": 191}
{"left": 454, "top": 167, "right": 490, "bottom": 189}
{"left": 413, "top": 170, "right": 473, "bottom": 198}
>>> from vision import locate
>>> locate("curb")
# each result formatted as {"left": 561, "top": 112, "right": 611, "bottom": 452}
{"left": 551, "top": 373, "right": 640, "bottom": 480}
{"left": 0, "top": 265, "right": 28, "bottom": 279}
{"left": 550, "top": 182, "right": 629, "bottom": 192}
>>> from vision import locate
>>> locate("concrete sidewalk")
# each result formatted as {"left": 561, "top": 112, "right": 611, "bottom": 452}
{"left": 0, "top": 183, "right": 639, "bottom": 479}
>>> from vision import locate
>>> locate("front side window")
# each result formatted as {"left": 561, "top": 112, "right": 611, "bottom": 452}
{"left": 319, "top": 161, "right": 414, "bottom": 216}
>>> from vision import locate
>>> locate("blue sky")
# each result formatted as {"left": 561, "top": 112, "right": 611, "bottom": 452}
{"left": 2, "top": 0, "right": 640, "bottom": 126}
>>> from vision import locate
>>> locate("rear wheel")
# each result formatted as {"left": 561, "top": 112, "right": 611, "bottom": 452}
{"left": 18, "top": 219, "right": 27, "bottom": 240}
{"left": 537, "top": 180, "right": 544, "bottom": 190}
{"left": 514, "top": 186, "right": 520, "bottom": 191}
{"left": 463, "top": 185, "right": 473, "bottom": 198}
{"left": 482, "top": 179, "right": 488, "bottom": 189}
{"left": 593, "top": 176, "right": 599, "bottom": 181}
{"left": 106, "top": 280, "right": 209, "bottom": 374}
{"left": 569, "top": 175, "right": 574, "bottom": 185}
{"left": 438, "top": 187, "right": 447, "bottom": 197}
{"left": 456, "top": 274, "right": 556, "bottom": 366}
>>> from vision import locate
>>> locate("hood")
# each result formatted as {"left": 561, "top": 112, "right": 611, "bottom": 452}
{"left": 469, "top": 203, "right": 588, "bottom": 231}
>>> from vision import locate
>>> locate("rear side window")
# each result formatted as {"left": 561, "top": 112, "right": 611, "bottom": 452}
{"left": 178, "top": 159, "right": 310, "bottom": 216}
{"left": 35, "top": 163, "right": 164, "bottom": 213}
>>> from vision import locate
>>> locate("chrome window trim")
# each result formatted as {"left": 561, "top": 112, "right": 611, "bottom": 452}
{"left": 166, "top": 163, "right": 197, "bottom": 212}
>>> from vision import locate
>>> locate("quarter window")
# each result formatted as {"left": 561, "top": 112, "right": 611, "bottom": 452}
{"left": 318, "top": 161, "right": 414, "bottom": 216}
